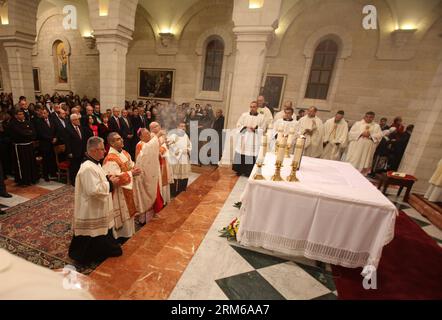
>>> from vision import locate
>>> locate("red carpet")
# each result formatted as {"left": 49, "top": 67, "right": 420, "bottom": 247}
{"left": 332, "top": 212, "right": 442, "bottom": 299}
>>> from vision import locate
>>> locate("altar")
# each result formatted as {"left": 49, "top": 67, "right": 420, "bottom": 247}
{"left": 237, "top": 153, "right": 398, "bottom": 269}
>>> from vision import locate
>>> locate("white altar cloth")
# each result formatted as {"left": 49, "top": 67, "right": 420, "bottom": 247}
{"left": 237, "top": 153, "right": 398, "bottom": 268}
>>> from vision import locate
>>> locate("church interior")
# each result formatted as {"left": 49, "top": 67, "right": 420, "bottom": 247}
{"left": 0, "top": 0, "right": 441, "bottom": 301}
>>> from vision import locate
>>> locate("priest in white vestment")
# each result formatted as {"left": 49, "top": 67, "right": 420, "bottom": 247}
{"left": 424, "top": 159, "right": 442, "bottom": 202}
{"left": 298, "top": 107, "right": 324, "bottom": 158}
{"left": 257, "top": 95, "right": 273, "bottom": 129}
{"left": 150, "top": 121, "right": 173, "bottom": 205}
{"left": 103, "top": 132, "right": 142, "bottom": 240}
{"left": 168, "top": 122, "right": 192, "bottom": 197}
{"left": 69, "top": 136, "right": 122, "bottom": 264}
{"left": 232, "top": 101, "right": 266, "bottom": 176}
{"left": 345, "top": 111, "right": 383, "bottom": 174}
{"left": 321, "top": 110, "right": 348, "bottom": 161}
{"left": 272, "top": 107, "right": 299, "bottom": 152}
{"left": 133, "top": 128, "right": 163, "bottom": 225}
{"left": 273, "top": 101, "right": 294, "bottom": 122}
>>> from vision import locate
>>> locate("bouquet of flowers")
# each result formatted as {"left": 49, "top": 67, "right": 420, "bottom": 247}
{"left": 219, "top": 218, "right": 240, "bottom": 241}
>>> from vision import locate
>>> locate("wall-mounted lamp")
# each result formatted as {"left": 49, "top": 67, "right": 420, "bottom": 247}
{"left": 391, "top": 28, "right": 417, "bottom": 48}
{"left": 0, "top": 0, "right": 9, "bottom": 25}
{"left": 99, "top": 0, "right": 109, "bottom": 16}
{"left": 249, "top": 0, "right": 264, "bottom": 9}
{"left": 159, "top": 32, "right": 174, "bottom": 48}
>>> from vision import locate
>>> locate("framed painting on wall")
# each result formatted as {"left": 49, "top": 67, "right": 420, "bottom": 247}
{"left": 33, "top": 68, "right": 41, "bottom": 93}
{"left": 260, "top": 74, "right": 287, "bottom": 112}
{"left": 138, "top": 68, "right": 175, "bottom": 100}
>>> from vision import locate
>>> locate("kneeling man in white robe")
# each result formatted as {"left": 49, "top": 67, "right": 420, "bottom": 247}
{"left": 69, "top": 136, "right": 122, "bottom": 264}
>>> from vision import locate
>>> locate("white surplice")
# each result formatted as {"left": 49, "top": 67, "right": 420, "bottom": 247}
{"left": 345, "top": 120, "right": 383, "bottom": 172}
{"left": 298, "top": 115, "right": 324, "bottom": 158}
{"left": 321, "top": 117, "right": 348, "bottom": 161}
{"left": 235, "top": 112, "right": 266, "bottom": 157}
{"left": 168, "top": 132, "right": 192, "bottom": 179}
{"left": 424, "top": 159, "right": 442, "bottom": 202}
{"left": 258, "top": 106, "right": 273, "bottom": 129}
{"left": 73, "top": 159, "right": 114, "bottom": 237}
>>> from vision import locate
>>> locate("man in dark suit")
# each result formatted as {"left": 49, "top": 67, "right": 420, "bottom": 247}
{"left": 53, "top": 109, "right": 70, "bottom": 149}
{"left": 109, "top": 107, "right": 123, "bottom": 135}
{"left": 66, "top": 113, "right": 87, "bottom": 186}
{"left": 212, "top": 109, "right": 225, "bottom": 162}
{"left": 120, "top": 109, "right": 134, "bottom": 158}
{"left": 16, "top": 96, "right": 36, "bottom": 123}
{"left": 34, "top": 109, "right": 57, "bottom": 181}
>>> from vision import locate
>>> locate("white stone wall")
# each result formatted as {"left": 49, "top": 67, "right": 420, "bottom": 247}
{"left": 265, "top": 0, "right": 441, "bottom": 126}
{"left": 125, "top": 4, "right": 235, "bottom": 111}
{"left": 32, "top": 14, "right": 99, "bottom": 98}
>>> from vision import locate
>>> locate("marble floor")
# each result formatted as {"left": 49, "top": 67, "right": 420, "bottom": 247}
{"left": 1, "top": 166, "right": 441, "bottom": 300}
{"left": 0, "top": 177, "right": 65, "bottom": 210}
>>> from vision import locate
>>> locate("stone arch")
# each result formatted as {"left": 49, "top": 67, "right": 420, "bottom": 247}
{"left": 174, "top": 0, "right": 233, "bottom": 41}
{"left": 303, "top": 26, "right": 353, "bottom": 60}
{"left": 195, "top": 26, "right": 233, "bottom": 56}
{"left": 297, "top": 25, "right": 352, "bottom": 111}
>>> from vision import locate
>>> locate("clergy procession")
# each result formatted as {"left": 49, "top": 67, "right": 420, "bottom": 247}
{"left": 0, "top": 91, "right": 420, "bottom": 264}
{"left": 231, "top": 95, "right": 412, "bottom": 180}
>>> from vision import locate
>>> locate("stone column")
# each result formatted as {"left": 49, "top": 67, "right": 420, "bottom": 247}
{"left": 3, "top": 39, "right": 36, "bottom": 104}
{"left": 226, "top": 0, "right": 282, "bottom": 128}
{"left": 400, "top": 54, "right": 442, "bottom": 192}
{"left": 94, "top": 31, "right": 131, "bottom": 110}
{"left": 226, "top": 27, "right": 274, "bottom": 128}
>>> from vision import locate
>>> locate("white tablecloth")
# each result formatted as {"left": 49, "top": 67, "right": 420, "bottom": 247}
{"left": 237, "top": 153, "right": 398, "bottom": 268}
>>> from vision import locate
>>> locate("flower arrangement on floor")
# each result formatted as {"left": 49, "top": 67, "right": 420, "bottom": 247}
{"left": 219, "top": 217, "right": 240, "bottom": 241}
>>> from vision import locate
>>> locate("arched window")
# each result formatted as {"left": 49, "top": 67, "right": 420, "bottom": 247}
{"left": 305, "top": 39, "right": 338, "bottom": 100}
{"left": 202, "top": 38, "right": 224, "bottom": 92}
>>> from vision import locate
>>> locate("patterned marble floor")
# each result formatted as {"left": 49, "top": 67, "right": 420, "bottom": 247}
{"left": 170, "top": 177, "right": 442, "bottom": 300}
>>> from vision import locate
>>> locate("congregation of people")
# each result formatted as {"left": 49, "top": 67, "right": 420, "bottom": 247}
{"left": 0, "top": 90, "right": 415, "bottom": 264}
{"left": 0, "top": 91, "right": 227, "bottom": 264}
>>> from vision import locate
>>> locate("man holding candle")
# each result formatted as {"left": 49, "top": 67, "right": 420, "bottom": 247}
{"left": 345, "top": 111, "right": 383, "bottom": 175}
{"left": 298, "top": 106, "right": 324, "bottom": 158}
{"left": 233, "top": 101, "right": 266, "bottom": 177}
{"left": 321, "top": 110, "right": 348, "bottom": 161}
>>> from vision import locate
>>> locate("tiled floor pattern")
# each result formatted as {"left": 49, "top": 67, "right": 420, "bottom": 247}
{"left": 1, "top": 169, "right": 441, "bottom": 300}
{"left": 170, "top": 179, "right": 442, "bottom": 300}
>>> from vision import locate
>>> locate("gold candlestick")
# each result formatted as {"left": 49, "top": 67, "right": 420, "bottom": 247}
{"left": 272, "top": 161, "right": 284, "bottom": 181}
{"left": 287, "top": 161, "right": 300, "bottom": 182}
{"left": 285, "top": 144, "right": 291, "bottom": 158}
{"left": 253, "top": 162, "right": 265, "bottom": 180}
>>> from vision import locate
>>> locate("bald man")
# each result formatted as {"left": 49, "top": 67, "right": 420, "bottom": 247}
{"left": 257, "top": 95, "right": 273, "bottom": 129}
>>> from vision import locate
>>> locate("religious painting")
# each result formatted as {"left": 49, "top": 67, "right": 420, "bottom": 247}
{"left": 55, "top": 41, "right": 68, "bottom": 83}
{"left": 33, "top": 68, "right": 41, "bottom": 92}
{"left": 138, "top": 68, "right": 175, "bottom": 100}
{"left": 260, "top": 74, "right": 287, "bottom": 113}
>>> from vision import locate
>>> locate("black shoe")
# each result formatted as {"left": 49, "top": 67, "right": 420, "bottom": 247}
{"left": 0, "top": 192, "right": 12, "bottom": 198}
